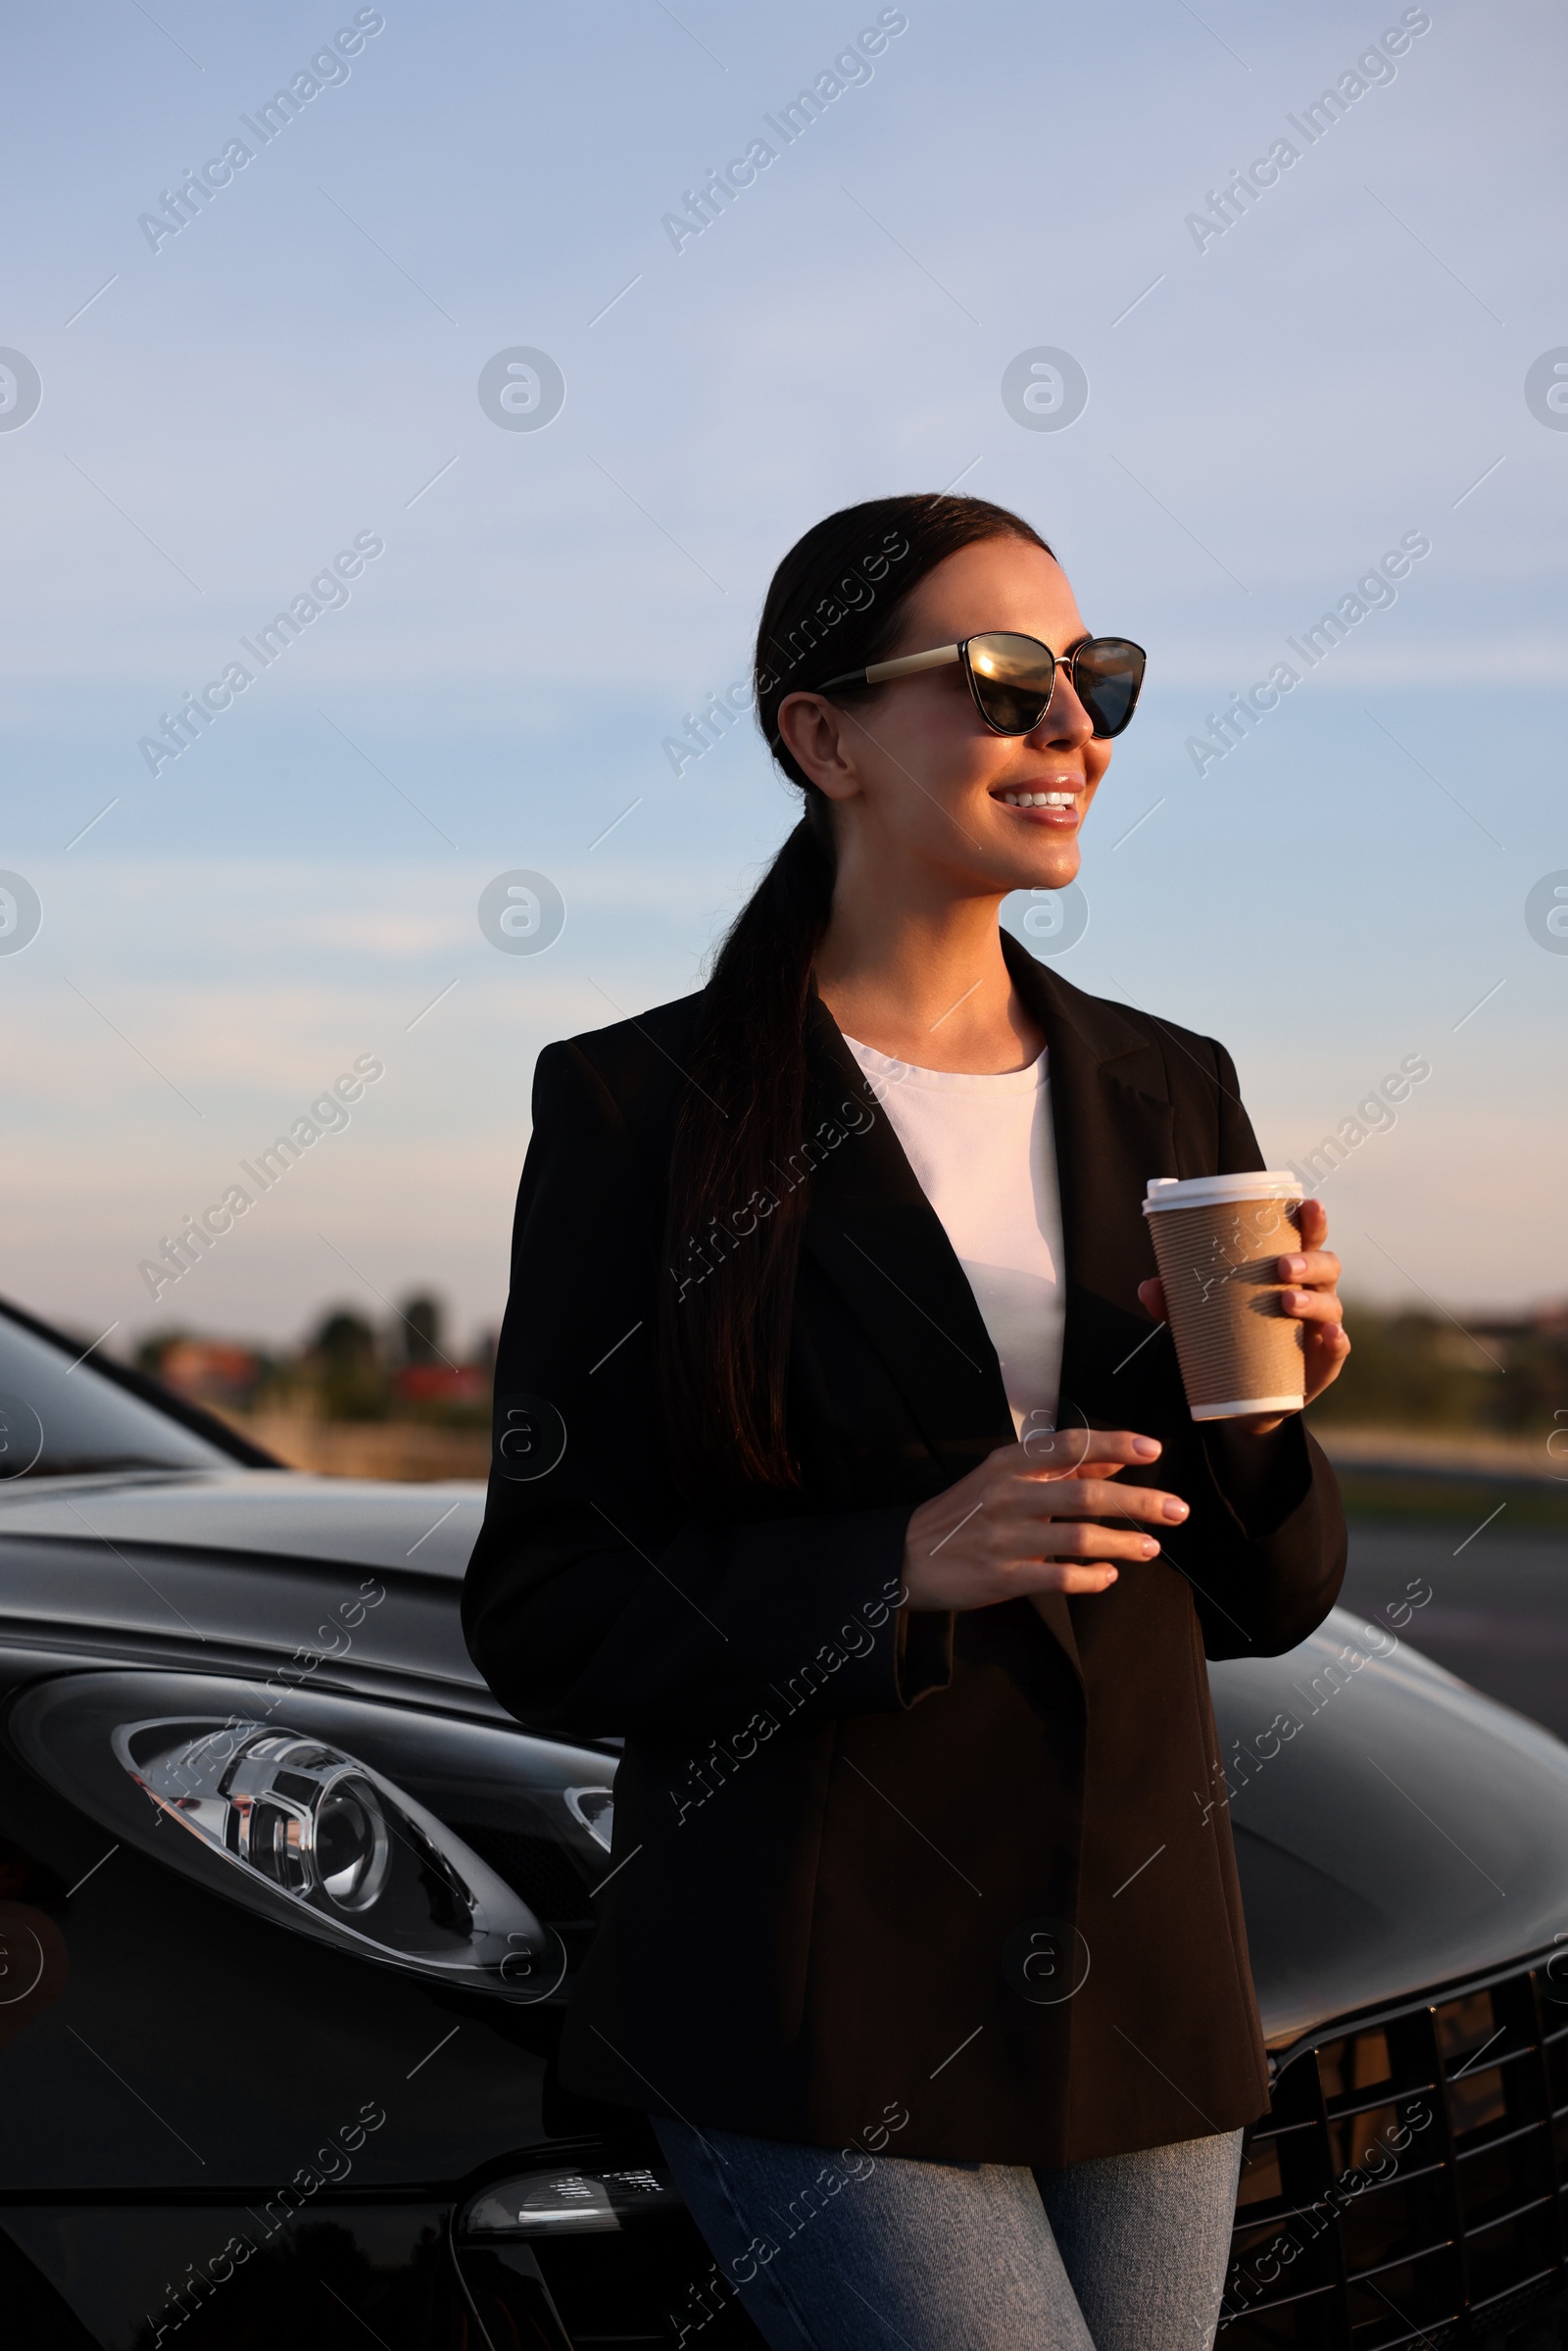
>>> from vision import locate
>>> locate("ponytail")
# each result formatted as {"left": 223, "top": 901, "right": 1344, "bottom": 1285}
{"left": 659, "top": 810, "right": 835, "bottom": 1499}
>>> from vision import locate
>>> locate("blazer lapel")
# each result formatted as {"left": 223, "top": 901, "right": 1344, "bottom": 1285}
{"left": 1002, "top": 934, "right": 1180, "bottom": 1432}
{"left": 800, "top": 993, "right": 1092, "bottom": 1686}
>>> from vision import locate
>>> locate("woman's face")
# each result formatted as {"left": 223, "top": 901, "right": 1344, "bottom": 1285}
{"left": 779, "top": 535, "right": 1117, "bottom": 901}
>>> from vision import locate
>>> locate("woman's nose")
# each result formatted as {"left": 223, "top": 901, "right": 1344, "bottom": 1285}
{"left": 1027, "top": 670, "right": 1095, "bottom": 749}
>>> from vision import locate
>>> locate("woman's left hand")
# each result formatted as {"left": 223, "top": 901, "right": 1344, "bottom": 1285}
{"left": 1136, "top": 1195, "right": 1350, "bottom": 1435}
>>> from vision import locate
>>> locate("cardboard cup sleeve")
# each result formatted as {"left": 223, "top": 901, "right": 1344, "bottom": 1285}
{"left": 1143, "top": 1174, "right": 1307, "bottom": 1422}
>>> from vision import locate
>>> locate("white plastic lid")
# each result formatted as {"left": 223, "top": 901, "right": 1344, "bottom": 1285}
{"left": 1143, "top": 1171, "right": 1304, "bottom": 1214}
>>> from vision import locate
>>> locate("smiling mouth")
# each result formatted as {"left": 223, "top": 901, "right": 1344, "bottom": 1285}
{"left": 993, "top": 785, "right": 1081, "bottom": 809}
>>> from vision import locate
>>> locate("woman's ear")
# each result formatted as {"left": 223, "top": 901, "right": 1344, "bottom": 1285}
{"left": 775, "top": 692, "right": 863, "bottom": 803}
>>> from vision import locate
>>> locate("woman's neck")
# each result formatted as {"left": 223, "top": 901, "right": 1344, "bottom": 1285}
{"left": 813, "top": 889, "right": 1044, "bottom": 1075}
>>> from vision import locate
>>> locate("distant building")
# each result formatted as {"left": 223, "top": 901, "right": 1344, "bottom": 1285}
{"left": 393, "top": 1365, "right": 488, "bottom": 1408}
{"left": 158, "top": 1340, "right": 261, "bottom": 1408}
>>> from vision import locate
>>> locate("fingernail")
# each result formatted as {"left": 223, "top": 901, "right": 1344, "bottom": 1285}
{"left": 1282, "top": 1255, "right": 1306, "bottom": 1278}
{"left": 1133, "top": 1437, "right": 1160, "bottom": 1458}
{"left": 1139, "top": 1539, "right": 1158, "bottom": 1557}
{"left": 1161, "top": 1496, "right": 1189, "bottom": 1521}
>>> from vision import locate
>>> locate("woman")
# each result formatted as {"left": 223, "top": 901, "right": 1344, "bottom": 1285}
{"left": 464, "top": 493, "right": 1349, "bottom": 2350}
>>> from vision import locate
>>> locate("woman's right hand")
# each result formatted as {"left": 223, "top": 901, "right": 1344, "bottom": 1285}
{"left": 900, "top": 1430, "right": 1190, "bottom": 1612}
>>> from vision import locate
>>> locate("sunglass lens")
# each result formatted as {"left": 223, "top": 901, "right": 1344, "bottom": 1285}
{"left": 1074, "top": 639, "right": 1146, "bottom": 739}
{"left": 965, "top": 633, "right": 1054, "bottom": 733}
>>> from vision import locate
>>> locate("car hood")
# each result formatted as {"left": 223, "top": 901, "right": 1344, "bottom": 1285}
{"left": 1210, "top": 1609, "right": 1568, "bottom": 2049}
{"left": 0, "top": 1471, "right": 493, "bottom": 1701}
{"left": 0, "top": 1469, "right": 487, "bottom": 1579}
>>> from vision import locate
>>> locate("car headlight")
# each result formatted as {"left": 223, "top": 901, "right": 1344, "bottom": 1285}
{"left": 114, "top": 1713, "right": 548, "bottom": 1986}
{"left": 8, "top": 1671, "right": 616, "bottom": 2002}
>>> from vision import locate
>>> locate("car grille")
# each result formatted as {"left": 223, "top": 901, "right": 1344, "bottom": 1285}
{"left": 1220, "top": 1954, "right": 1568, "bottom": 2347}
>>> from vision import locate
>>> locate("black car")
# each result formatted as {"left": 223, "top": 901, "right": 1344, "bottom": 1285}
{"left": 3, "top": 1294, "right": 1568, "bottom": 2351}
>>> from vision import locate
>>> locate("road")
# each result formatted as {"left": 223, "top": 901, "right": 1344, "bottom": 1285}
{"left": 1339, "top": 1514, "right": 1568, "bottom": 1741}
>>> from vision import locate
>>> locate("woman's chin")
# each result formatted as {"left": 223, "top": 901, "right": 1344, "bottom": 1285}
{"left": 1012, "top": 847, "right": 1081, "bottom": 896}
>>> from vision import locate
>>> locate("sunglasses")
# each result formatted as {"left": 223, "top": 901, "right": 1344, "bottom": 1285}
{"left": 816, "top": 631, "right": 1147, "bottom": 741}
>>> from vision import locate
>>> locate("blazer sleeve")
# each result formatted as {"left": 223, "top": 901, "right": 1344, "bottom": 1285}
{"left": 1157, "top": 1036, "right": 1348, "bottom": 1661}
{"left": 461, "top": 1040, "right": 949, "bottom": 1740}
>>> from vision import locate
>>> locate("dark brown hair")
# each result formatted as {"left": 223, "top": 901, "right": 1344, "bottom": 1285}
{"left": 658, "top": 493, "right": 1053, "bottom": 1502}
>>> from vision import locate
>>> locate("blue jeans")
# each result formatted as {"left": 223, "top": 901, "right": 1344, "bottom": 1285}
{"left": 653, "top": 2116, "right": 1244, "bottom": 2350}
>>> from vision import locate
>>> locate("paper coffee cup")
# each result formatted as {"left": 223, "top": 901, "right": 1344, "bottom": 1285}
{"left": 1143, "top": 1173, "right": 1306, "bottom": 1421}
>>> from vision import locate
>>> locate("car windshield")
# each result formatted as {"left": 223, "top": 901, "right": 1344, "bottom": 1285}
{"left": 0, "top": 1315, "right": 232, "bottom": 1481}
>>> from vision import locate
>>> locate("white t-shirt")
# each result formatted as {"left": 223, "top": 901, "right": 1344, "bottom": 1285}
{"left": 843, "top": 1036, "right": 1066, "bottom": 1438}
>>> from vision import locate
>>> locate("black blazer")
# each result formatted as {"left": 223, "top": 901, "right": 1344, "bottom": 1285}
{"left": 463, "top": 933, "right": 1347, "bottom": 2166}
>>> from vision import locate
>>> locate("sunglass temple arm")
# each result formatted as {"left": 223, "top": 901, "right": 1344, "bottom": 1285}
{"left": 817, "top": 643, "right": 962, "bottom": 694}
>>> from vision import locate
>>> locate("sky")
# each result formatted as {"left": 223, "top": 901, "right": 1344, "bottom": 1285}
{"left": 1, "top": 0, "right": 1564, "bottom": 1358}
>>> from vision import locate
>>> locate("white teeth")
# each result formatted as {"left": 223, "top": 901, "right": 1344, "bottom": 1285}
{"left": 1001, "top": 789, "right": 1077, "bottom": 808}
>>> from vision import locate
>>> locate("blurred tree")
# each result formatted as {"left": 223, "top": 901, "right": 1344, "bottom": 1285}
{"left": 307, "top": 1309, "right": 388, "bottom": 1422}
{"left": 311, "top": 1310, "right": 376, "bottom": 1365}
{"left": 399, "top": 1295, "right": 444, "bottom": 1365}
{"left": 134, "top": 1331, "right": 190, "bottom": 1377}
{"left": 1307, "top": 1300, "right": 1567, "bottom": 1434}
